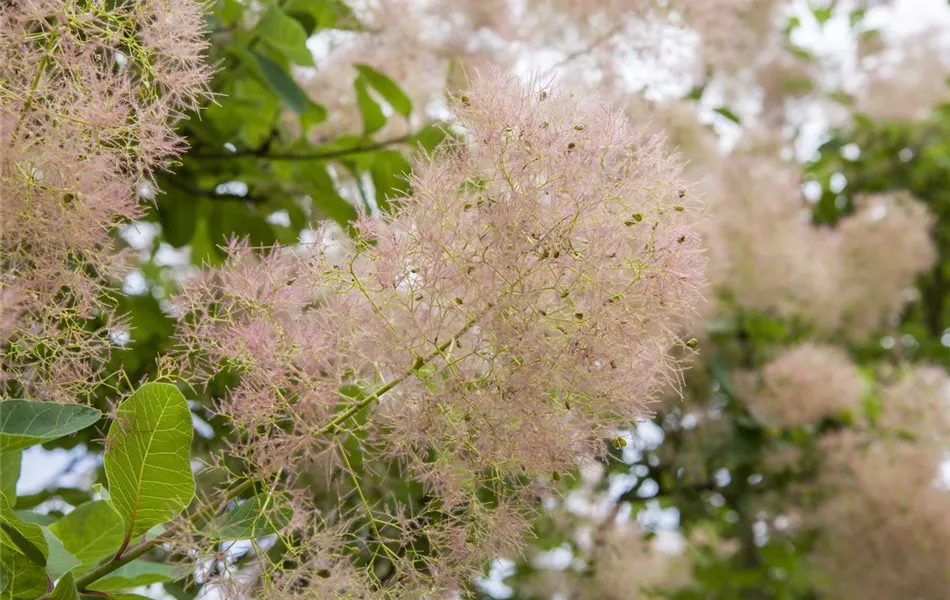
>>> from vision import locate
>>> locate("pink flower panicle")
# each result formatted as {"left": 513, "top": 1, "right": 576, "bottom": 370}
{"left": 702, "top": 155, "right": 935, "bottom": 340}
{"left": 174, "top": 71, "right": 707, "bottom": 596}
{"left": 1, "top": 0, "right": 212, "bottom": 400}
{"left": 736, "top": 343, "right": 866, "bottom": 428}
{"left": 813, "top": 428, "right": 950, "bottom": 600}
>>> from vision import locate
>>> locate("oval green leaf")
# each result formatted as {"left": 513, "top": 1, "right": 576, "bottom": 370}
{"left": 0, "top": 546, "right": 47, "bottom": 600}
{"left": 50, "top": 572, "right": 80, "bottom": 600}
{"left": 255, "top": 6, "right": 314, "bottom": 66}
{"left": 0, "top": 452, "right": 20, "bottom": 500}
{"left": 354, "top": 76, "right": 386, "bottom": 135}
{"left": 87, "top": 561, "right": 181, "bottom": 592}
{"left": 0, "top": 495, "right": 48, "bottom": 566}
{"left": 104, "top": 383, "right": 195, "bottom": 541}
{"left": 0, "top": 400, "right": 101, "bottom": 452}
{"left": 202, "top": 491, "right": 294, "bottom": 540}
{"left": 42, "top": 527, "right": 79, "bottom": 579}
{"left": 48, "top": 501, "right": 124, "bottom": 575}
{"left": 354, "top": 64, "right": 412, "bottom": 118}
{"left": 250, "top": 49, "right": 310, "bottom": 115}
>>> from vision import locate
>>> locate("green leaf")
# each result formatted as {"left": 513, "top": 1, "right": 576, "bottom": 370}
{"left": 828, "top": 90, "right": 855, "bottom": 106}
{"left": 813, "top": 6, "right": 833, "bottom": 25}
{"left": 285, "top": 0, "right": 362, "bottom": 31}
{"left": 411, "top": 122, "right": 451, "bottom": 154}
{"left": 250, "top": 49, "right": 310, "bottom": 115}
{"left": 209, "top": 202, "right": 277, "bottom": 250}
{"left": 713, "top": 107, "right": 741, "bottom": 125}
{"left": 42, "top": 527, "right": 80, "bottom": 579}
{"left": 0, "top": 400, "right": 101, "bottom": 452}
{"left": 157, "top": 193, "right": 198, "bottom": 247}
{"left": 200, "top": 66, "right": 281, "bottom": 146}
{"left": 301, "top": 100, "right": 329, "bottom": 128}
{"left": 849, "top": 8, "right": 867, "bottom": 27}
{"left": 203, "top": 492, "right": 294, "bottom": 540}
{"left": 145, "top": 524, "right": 165, "bottom": 540}
{"left": 786, "top": 43, "right": 816, "bottom": 62}
{"left": 0, "top": 547, "right": 47, "bottom": 600}
{"left": 354, "top": 64, "right": 412, "bottom": 118}
{"left": 354, "top": 76, "right": 386, "bottom": 135}
{"left": 286, "top": 9, "right": 317, "bottom": 35}
{"left": 217, "top": 0, "right": 245, "bottom": 26}
{"left": 50, "top": 572, "right": 79, "bottom": 600}
{"left": 710, "top": 355, "right": 740, "bottom": 400}
{"left": 92, "top": 483, "right": 110, "bottom": 501}
{"left": 370, "top": 149, "right": 412, "bottom": 214}
{"left": 0, "top": 495, "right": 48, "bottom": 566}
{"left": 87, "top": 561, "right": 181, "bottom": 591}
{"left": 15, "top": 511, "right": 55, "bottom": 526}
{"left": 104, "top": 383, "right": 195, "bottom": 541}
{"left": 297, "top": 164, "right": 358, "bottom": 227}
{"left": 48, "top": 501, "right": 124, "bottom": 574}
{"left": 0, "top": 452, "right": 19, "bottom": 500}
{"left": 255, "top": 6, "right": 314, "bottom": 66}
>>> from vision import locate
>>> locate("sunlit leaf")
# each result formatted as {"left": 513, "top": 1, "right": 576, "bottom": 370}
{"left": 0, "top": 495, "right": 48, "bottom": 566}
{"left": 0, "top": 547, "right": 47, "bottom": 600}
{"left": 202, "top": 491, "right": 294, "bottom": 540}
{"left": 48, "top": 501, "right": 124, "bottom": 574}
{"left": 42, "top": 527, "right": 79, "bottom": 579}
{"left": 0, "top": 452, "right": 19, "bottom": 500}
{"left": 49, "top": 572, "right": 79, "bottom": 600}
{"left": 104, "top": 383, "right": 195, "bottom": 541}
{"left": 285, "top": 0, "right": 362, "bottom": 31}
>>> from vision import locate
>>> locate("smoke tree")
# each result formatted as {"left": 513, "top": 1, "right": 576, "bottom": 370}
{"left": 1, "top": 1, "right": 949, "bottom": 600}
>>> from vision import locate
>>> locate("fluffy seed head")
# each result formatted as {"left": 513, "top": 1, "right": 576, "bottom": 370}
{"left": 174, "top": 71, "right": 707, "bottom": 596}
{"left": 737, "top": 343, "right": 866, "bottom": 428}
{"left": 1, "top": 0, "right": 212, "bottom": 400}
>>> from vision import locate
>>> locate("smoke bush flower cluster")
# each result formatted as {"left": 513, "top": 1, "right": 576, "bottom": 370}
{"left": 701, "top": 155, "right": 819, "bottom": 321}
{"left": 175, "top": 72, "right": 706, "bottom": 596}
{"left": 702, "top": 155, "right": 935, "bottom": 339}
{"left": 0, "top": 0, "right": 211, "bottom": 400}
{"left": 583, "top": 522, "right": 690, "bottom": 600}
{"left": 829, "top": 192, "right": 936, "bottom": 334}
{"left": 736, "top": 343, "right": 867, "bottom": 428}
{"left": 876, "top": 364, "right": 950, "bottom": 449}
{"left": 813, "top": 429, "right": 950, "bottom": 598}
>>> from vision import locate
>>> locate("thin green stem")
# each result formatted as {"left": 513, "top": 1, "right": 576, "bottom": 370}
{"left": 317, "top": 310, "right": 485, "bottom": 437}
{"left": 10, "top": 31, "right": 59, "bottom": 145}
